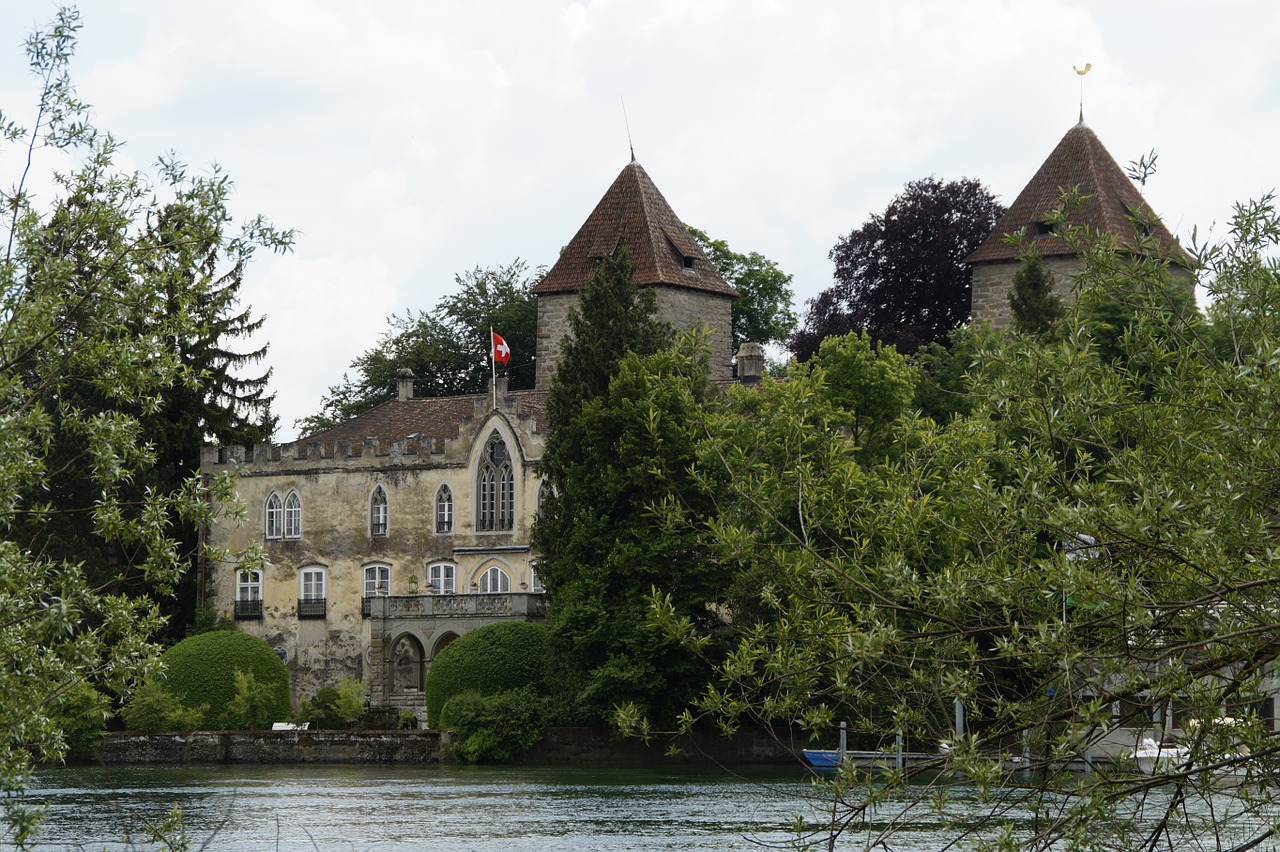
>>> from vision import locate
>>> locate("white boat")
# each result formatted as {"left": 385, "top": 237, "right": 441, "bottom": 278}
{"left": 1133, "top": 737, "right": 1189, "bottom": 775}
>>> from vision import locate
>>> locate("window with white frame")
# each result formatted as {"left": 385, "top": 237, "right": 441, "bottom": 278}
{"left": 265, "top": 492, "right": 283, "bottom": 539}
{"left": 477, "top": 433, "right": 514, "bottom": 531}
{"left": 299, "top": 565, "right": 326, "bottom": 618}
{"left": 479, "top": 565, "right": 510, "bottom": 593}
{"left": 428, "top": 562, "right": 455, "bottom": 595}
{"left": 235, "top": 569, "right": 263, "bottom": 620}
{"left": 283, "top": 491, "right": 302, "bottom": 539}
{"left": 530, "top": 563, "right": 544, "bottom": 593}
{"left": 370, "top": 485, "right": 388, "bottom": 537}
{"left": 362, "top": 563, "right": 391, "bottom": 618}
{"left": 436, "top": 485, "right": 453, "bottom": 533}
{"left": 364, "top": 564, "right": 390, "bottom": 597}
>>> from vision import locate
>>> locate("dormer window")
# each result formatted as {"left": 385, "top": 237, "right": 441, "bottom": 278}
{"left": 1035, "top": 221, "right": 1055, "bottom": 237}
{"left": 682, "top": 255, "right": 694, "bottom": 270}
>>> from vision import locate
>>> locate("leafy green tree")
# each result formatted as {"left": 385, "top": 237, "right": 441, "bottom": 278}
{"left": 652, "top": 196, "right": 1280, "bottom": 849}
{"left": 0, "top": 11, "right": 286, "bottom": 842}
{"left": 119, "top": 683, "right": 206, "bottom": 733}
{"left": 688, "top": 227, "right": 796, "bottom": 348}
{"left": 1009, "top": 248, "right": 1065, "bottom": 335}
{"left": 298, "top": 261, "right": 539, "bottom": 434}
{"left": 441, "top": 686, "right": 545, "bottom": 764}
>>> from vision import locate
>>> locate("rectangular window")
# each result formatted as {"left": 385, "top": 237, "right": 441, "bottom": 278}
{"left": 299, "top": 567, "right": 326, "bottom": 619}
{"left": 429, "top": 563, "right": 455, "bottom": 595}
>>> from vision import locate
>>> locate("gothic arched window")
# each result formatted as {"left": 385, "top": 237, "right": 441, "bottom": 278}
{"left": 477, "top": 433, "right": 514, "bottom": 531}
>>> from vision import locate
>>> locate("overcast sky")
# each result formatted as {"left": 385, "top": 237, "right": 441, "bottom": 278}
{"left": 1, "top": 1, "right": 1276, "bottom": 441}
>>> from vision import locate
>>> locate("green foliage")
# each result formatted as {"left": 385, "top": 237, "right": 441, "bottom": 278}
{"left": 424, "top": 622, "right": 548, "bottom": 725}
{"left": 441, "top": 687, "right": 545, "bottom": 764}
{"left": 159, "top": 631, "right": 290, "bottom": 729}
{"left": 657, "top": 194, "right": 1280, "bottom": 849}
{"left": 297, "top": 685, "right": 344, "bottom": 729}
{"left": 187, "top": 601, "right": 233, "bottom": 636}
{"left": 688, "top": 227, "right": 796, "bottom": 347}
{"left": 225, "top": 670, "right": 281, "bottom": 730}
{"left": 48, "top": 680, "right": 110, "bottom": 754}
{"left": 298, "top": 261, "right": 540, "bottom": 434}
{"left": 397, "top": 709, "right": 419, "bottom": 730}
{"left": 1008, "top": 248, "right": 1064, "bottom": 335}
{"left": 119, "top": 682, "right": 206, "bottom": 733}
{"left": 0, "top": 11, "right": 286, "bottom": 840}
{"left": 333, "top": 675, "right": 368, "bottom": 726}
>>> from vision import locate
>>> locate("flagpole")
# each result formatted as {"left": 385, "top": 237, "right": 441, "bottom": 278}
{"left": 490, "top": 325, "right": 497, "bottom": 411}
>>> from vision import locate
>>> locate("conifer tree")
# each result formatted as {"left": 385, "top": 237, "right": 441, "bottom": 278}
{"left": 1009, "top": 249, "right": 1064, "bottom": 335}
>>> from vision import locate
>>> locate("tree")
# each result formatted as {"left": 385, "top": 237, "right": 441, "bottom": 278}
{"left": 0, "top": 11, "right": 286, "bottom": 841}
{"left": 687, "top": 227, "right": 796, "bottom": 348}
{"left": 1009, "top": 248, "right": 1065, "bottom": 335}
{"left": 790, "top": 177, "right": 1004, "bottom": 359}
{"left": 535, "top": 251, "right": 727, "bottom": 724}
{"left": 651, "top": 196, "right": 1280, "bottom": 850}
{"left": 297, "top": 261, "right": 539, "bottom": 435}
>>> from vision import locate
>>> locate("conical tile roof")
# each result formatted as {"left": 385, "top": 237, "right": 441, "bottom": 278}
{"left": 966, "top": 122, "right": 1185, "bottom": 264}
{"left": 533, "top": 160, "right": 736, "bottom": 297}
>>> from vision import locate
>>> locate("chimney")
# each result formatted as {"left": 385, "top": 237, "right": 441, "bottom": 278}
{"left": 736, "top": 342, "right": 765, "bottom": 384}
{"left": 396, "top": 368, "right": 415, "bottom": 401}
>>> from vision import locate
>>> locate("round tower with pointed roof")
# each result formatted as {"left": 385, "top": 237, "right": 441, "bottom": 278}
{"left": 532, "top": 160, "right": 737, "bottom": 386}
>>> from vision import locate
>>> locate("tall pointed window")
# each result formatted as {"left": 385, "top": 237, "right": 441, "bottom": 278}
{"left": 265, "top": 493, "right": 283, "bottom": 539}
{"left": 436, "top": 485, "right": 453, "bottom": 533}
{"left": 283, "top": 491, "right": 302, "bottom": 539}
{"left": 370, "top": 485, "right": 388, "bottom": 537}
{"left": 477, "top": 433, "right": 514, "bottom": 531}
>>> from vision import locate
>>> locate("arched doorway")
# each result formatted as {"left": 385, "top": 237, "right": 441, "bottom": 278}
{"left": 389, "top": 633, "right": 425, "bottom": 693}
{"left": 432, "top": 631, "right": 459, "bottom": 659}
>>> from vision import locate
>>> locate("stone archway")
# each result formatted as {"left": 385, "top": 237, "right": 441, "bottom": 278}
{"left": 389, "top": 633, "right": 425, "bottom": 693}
{"left": 432, "top": 631, "right": 459, "bottom": 659}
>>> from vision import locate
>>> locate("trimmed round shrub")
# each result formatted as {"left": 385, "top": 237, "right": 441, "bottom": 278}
{"left": 424, "top": 622, "right": 547, "bottom": 725}
{"left": 159, "top": 630, "right": 291, "bottom": 729}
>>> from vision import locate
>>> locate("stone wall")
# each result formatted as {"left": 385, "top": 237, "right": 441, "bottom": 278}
{"left": 970, "top": 255, "right": 1082, "bottom": 329}
{"left": 535, "top": 286, "right": 734, "bottom": 388}
{"left": 83, "top": 727, "right": 804, "bottom": 766}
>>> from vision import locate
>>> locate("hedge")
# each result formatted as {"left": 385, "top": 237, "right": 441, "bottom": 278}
{"left": 424, "top": 622, "right": 547, "bottom": 725}
{"left": 159, "top": 630, "right": 291, "bottom": 728}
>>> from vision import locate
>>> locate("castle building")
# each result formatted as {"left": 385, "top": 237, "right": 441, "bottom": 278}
{"left": 201, "top": 158, "right": 735, "bottom": 716}
{"left": 967, "top": 120, "right": 1188, "bottom": 327}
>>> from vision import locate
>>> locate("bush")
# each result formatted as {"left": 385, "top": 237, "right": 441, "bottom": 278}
{"left": 50, "top": 681, "right": 111, "bottom": 752}
{"left": 397, "top": 709, "right": 419, "bottom": 730}
{"left": 225, "top": 671, "right": 282, "bottom": 730}
{"left": 158, "top": 631, "right": 290, "bottom": 728}
{"left": 424, "top": 622, "right": 548, "bottom": 725}
{"left": 120, "top": 683, "right": 206, "bottom": 732}
{"left": 441, "top": 687, "right": 545, "bottom": 763}
{"left": 297, "top": 676, "right": 367, "bottom": 729}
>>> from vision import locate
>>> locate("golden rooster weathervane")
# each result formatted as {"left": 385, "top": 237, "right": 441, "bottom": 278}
{"left": 1074, "top": 61, "right": 1092, "bottom": 124}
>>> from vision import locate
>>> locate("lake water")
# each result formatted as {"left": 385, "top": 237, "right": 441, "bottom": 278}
{"left": 14, "top": 763, "right": 1280, "bottom": 851}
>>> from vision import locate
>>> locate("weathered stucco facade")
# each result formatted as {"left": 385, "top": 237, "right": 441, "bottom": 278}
{"left": 202, "top": 384, "right": 549, "bottom": 716}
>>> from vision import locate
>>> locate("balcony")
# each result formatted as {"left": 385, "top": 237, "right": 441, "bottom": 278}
{"left": 298, "top": 598, "right": 328, "bottom": 620}
{"left": 234, "top": 600, "right": 263, "bottom": 621}
{"left": 365, "top": 593, "right": 548, "bottom": 621}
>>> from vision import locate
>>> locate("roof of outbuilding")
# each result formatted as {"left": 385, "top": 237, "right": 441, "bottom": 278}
{"left": 966, "top": 122, "right": 1186, "bottom": 265}
{"left": 297, "top": 389, "right": 549, "bottom": 453}
{"left": 532, "top": 159, "right": 737, "bottom": 297}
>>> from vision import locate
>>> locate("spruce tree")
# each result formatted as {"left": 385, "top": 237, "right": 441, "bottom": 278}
{"left": 1009, "top": 249, "right": 1065, "bottom": 335}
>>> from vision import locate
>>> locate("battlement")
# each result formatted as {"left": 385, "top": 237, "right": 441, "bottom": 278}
{"left": 200, "top": 434, "right": 443, "bottom": 472}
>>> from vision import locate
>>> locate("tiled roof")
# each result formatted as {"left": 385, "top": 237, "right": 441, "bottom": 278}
{"left": 966, "top": 122, "right": 1186, "bottom": 264}
{"left": 533, "top": 160, "right": 737, "bottom": 297}
{"left": 297, "top": 389, "right": 549, "bottom": 453}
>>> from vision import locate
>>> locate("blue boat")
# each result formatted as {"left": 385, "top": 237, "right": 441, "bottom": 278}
{"left": 802, "top": 748, "right": 844, "bottom": 769}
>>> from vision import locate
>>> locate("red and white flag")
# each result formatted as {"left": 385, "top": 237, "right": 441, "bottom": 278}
{"left": 491, "top": 331, "right": 511, "bottom": 366}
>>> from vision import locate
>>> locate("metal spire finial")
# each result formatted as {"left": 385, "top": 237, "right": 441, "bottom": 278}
{"left": 1074, "top": 61, "right": 1092, "bottom": 124}
{"left": 622, "top": 96, "right": 636, "bottom": 162}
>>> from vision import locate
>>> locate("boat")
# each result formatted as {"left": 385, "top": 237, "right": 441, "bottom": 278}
{"left": 1133, "top": 737, "right": 1189, "bottom": 775}
{"left": 802, "top": 748, "right": 845, "bottom": 769}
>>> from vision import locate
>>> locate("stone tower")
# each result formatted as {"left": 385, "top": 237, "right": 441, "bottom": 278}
{"left": 532, "top": 158, "right": 738, "bottom": 387}
{"left": 967, "top": 121, "right": 1187, "bottom": 327}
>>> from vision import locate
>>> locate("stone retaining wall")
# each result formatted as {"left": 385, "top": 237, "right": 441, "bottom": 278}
{"left": 84, "top": 727, "right": 804, "bottom": 766}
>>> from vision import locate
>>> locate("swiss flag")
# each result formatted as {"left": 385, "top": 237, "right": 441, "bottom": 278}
{"left": 491, "top": 331, "right": 511, "bottom": 366}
